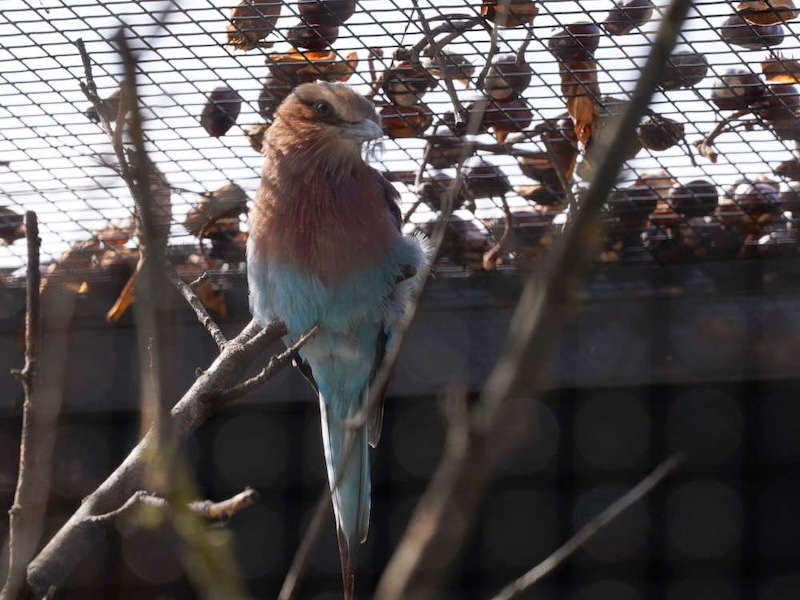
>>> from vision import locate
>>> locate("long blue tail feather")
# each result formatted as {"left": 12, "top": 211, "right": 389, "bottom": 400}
{"left": 319, "top": 390, "right": 371, "bottom": 559}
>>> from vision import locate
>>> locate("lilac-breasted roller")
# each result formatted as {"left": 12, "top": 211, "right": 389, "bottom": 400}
{"left": 246, "top": 82, "right": 426, "bottom": 595}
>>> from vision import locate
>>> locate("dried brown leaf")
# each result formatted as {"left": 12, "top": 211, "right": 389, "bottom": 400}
{"left": 268, "top": 51, "right": 358, "bottom": 83}
{"left": 560, "top": 60, "right": 599, "bottom": 147}
{"left": 762, "top": 53, "right": 800, "bottom": 83}
{"left": 737, "top": 0, "right": 798, "bottom": 26}
{"left": 227, "top": 1, "right": 281, "bottom": 51}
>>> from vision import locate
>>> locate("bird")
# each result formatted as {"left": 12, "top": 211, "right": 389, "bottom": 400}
{"left": 246, "top": 82, "right": 426, "bottom": 597}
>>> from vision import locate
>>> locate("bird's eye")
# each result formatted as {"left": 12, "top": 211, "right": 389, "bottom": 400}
{"left": 314, "top": 102, "right": 332, "bottom": 116}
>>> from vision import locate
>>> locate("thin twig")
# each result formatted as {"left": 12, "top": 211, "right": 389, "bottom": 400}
{"left": 489, "top": 456, "right": 682, "bottom": 600}
{"left": 475, "top": 1, "right": 507, "bottom": 92}
{"left": 482, "top": 194, "right": 513, "bottom": 270}
{"left": 189, "top": 488, "right": 260, "bottom": 521}
{"left": 542, "top": 137, "right": 577, "bottom": 213}
{"left": 189, "top": 271, "right": 209, "bottom": 290}
{"left": 515, "top": 23, "right": 534, "bottom": 66}
{"left": 76, "top": 38, "right": 133, "bottom": 182}
{"left": 277, "top": 489, "right": 332, "bottom": 600}
{"left": 367, "top": 47, "right": 383, "bottom": 84}
{"left": 402, "top": 144, "right": 432, "bottom": 224}
{"left": 421, "top": 133, "right": 542, "bottom": 157}
{"left": 374, "top": 16, "right": 486, "bottom": 104}
{"left": 693, "top": 108, "right": 752, "bottom": 162}
{"left": 408, "top": 16, "right": 487, "bottom": 67}
{"left": 92, "top": 487, "right": 259, "bottom": 525}
{"left": 169, "top": 270, "right": 227, "bottom": 350}
{"left": 411, "top": 0, "right": 465, "bottom": 124}
{"left": 2, "top": 212, "right": 42, "bottom": 600}
{"left": 221, "top": 325, "right": 320, "bottom": 402}
{"left": 375, "top": 2, "right": 693, "bottom": 597}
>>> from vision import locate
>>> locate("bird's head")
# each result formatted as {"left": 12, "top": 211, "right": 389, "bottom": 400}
{"left": 267, "top": 82, "right": 383, "bottom": 171}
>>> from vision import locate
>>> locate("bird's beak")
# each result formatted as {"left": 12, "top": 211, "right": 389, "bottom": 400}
{"left": 341, "top": 118, "right": 384, "bottom": 141}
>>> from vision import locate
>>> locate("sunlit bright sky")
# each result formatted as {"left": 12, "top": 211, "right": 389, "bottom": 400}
{"left": 1, "top": 0, "right": 799, "bottom": 269}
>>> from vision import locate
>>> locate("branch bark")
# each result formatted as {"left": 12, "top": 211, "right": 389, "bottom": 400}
{"left": 23, "top": 317, "right": 287, "bottom": 596}
{"left": 411, "top": 0, "right": 465, "bottom": 123}
{"left": 374, "top": 2, "right": 693, "bottom": 598}
{"left": 94, "top": 487, "right": 259, "bottom": 526}
{"left": 169, "top": 270, "right": 228, "bottom": 350}
{"left": 2, "top": 212, "right": 42, "bottom": 600}
{"left": 221, "top": 325, "right": 319, "bottom": 402}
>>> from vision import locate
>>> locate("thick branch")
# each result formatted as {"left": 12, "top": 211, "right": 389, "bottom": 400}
{"left": 490, "top": 456, "right": 682, "bottom": 600}
{"left": 375, "top": 2, "right": 693, "bottom": 598}
{"left": 24, "top": 318, "right": 287, "bottom": 596}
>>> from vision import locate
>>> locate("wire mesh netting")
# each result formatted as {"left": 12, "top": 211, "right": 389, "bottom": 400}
{"left": 2, "top": 0, "right": 800, "bottom": 284}
{"left": 4, "top": 4, "right": 800, "bottom": 598}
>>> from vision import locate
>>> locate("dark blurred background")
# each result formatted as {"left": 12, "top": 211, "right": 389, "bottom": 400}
{"left": 2, "top": 260, "right": 800, "bottom": 599}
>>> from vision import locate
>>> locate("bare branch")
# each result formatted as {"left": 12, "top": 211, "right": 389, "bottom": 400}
{"left": 188, "top": 488, "right": 260, "bottom": 521}
{"left": 189, "top": 271, "right": 210, "bottom": 290}
{"left": 375, "top": 2, "right": 693, "bottom": 598}
{"left": 490, "top": 456, "right": 682, "bottom": 600}
{"left": 411, "top": 0, "right": 465, "bottom": 124}
{"left": 475, "top": 12, "right": 502, "bottom": 92}
{"left": 482, "top": 193, "right": 513, "bottom": 270}
{"left": 169, "top": 270, "right": 227, "bottom": 350}
{"left": 515, "top": 23, "right": 534, "bottom": 66}
{"left": 2, "top": 212, "right": 42, "bottom": 600}
{"left": 76, "top": 38, "right": 133, "bottom": 182}
{"left": 408, "top": 16, "right": 488, "bottom": 67}
{"left": 13, "top": 212, "right": 40, "bottom": 385}
{"left": 542, "top": 136, "right": 577, "bottom": 212}
{"left": 277, "top": 490, "right": 332, "bottom": 600}
{"left": 693, "top": 108, "right": 752, "bottom": 163}
{"left": 24, "top": 317, "right": 287, "bottom": 596}
{"left": 92, "top": 487, "right": 259, "bottom": 525}
{"left": 221, "top": 324, "right": 320, "bottom": 402}
{"left": 26, "top": 487, "right": 258, "bottom": 595}
{"left": 402, "top": 145, "right": 432, "bottom": 224}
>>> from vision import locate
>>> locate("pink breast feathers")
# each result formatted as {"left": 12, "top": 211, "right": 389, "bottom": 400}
{"left": 249, "top": 163, "right": 399, "bottom": 285}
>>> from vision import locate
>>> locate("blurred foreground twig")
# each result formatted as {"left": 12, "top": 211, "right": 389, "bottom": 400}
{"left": 375, "top": 1, "right": 693, "bottom": 597}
